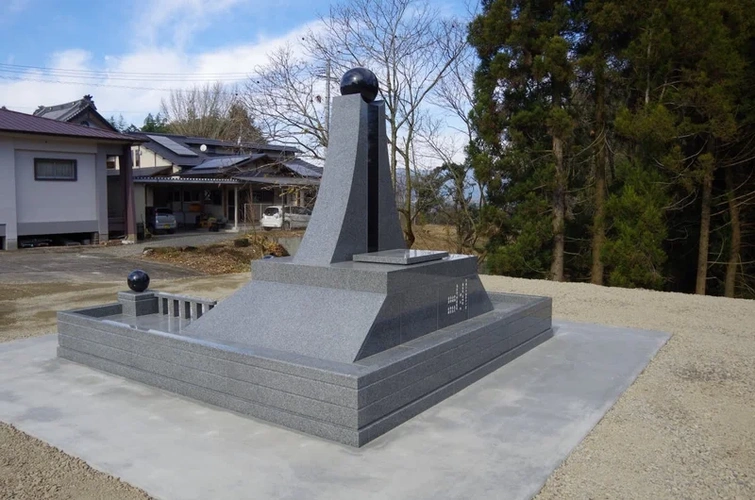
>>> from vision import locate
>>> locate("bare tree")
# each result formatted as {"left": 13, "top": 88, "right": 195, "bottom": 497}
{"left": 305, "top": 0, "right": 467, "bottom": 247}
{"left": 242, "top": 0, "right": 467, "bottom": 247}
{"left": 417, "top": 45, "right": 492, "bottom": 257}
{"left": 243, "top": 46, "right": 330, "bottom": 160}
{"left": 161, "top": 82, "right": 264, "bottom": 143}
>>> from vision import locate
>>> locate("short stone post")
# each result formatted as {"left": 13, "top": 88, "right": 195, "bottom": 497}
{"left": 117, "top": 291, "right": 158, "bottom": 317}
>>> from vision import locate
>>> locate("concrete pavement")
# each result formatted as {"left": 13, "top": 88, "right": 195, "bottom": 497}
{"left": 0, "top": 321, "right": 668, "bottom": 500}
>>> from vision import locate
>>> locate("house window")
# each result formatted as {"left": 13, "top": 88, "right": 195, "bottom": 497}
{"left": 34, "top": 159, "right": 77, "bottom": 181}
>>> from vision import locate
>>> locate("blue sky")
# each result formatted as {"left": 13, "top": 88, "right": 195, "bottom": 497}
{"left": 0, "top": 0, "right": 474, "bottom": 166}
{"left": 0, "top": 0, "right": 358, "bottom": 123}
{"left": 1, "top": 0, "right": 325, "bottom": 63}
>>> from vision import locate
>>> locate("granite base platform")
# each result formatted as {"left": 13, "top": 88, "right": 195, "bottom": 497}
{"left": 57, "top": 291, "right": 551, "bottom": 447}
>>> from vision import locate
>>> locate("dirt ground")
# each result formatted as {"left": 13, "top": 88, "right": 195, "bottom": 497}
{"left": 141, "top": 233, "right": 289, "bottom": 274}
{"left": 0, "top": 268, "right": 753, "bottom": 498}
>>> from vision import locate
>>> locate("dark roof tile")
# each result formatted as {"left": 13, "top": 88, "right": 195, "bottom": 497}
{"left": 0, "top": 108, "right": 139, "bottom": 142}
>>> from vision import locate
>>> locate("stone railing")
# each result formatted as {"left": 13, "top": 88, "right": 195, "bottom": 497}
{"left": 155, "top": 292, "right": 217, "bottom": 321}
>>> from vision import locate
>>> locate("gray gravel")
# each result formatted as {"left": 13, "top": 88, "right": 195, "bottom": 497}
{"left": 478, "top": 276, "right": 755, "bottom": 500}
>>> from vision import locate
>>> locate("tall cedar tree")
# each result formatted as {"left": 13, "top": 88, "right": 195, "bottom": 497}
{"left": 469, "top": 0, "right": 577, "bottom": 281}
{"left": 468, "top": 0, "right": 755, "bottom": 296}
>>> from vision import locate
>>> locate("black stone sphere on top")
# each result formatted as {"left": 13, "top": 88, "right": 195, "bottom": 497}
{"left": 127, "top": 270, "right": 150, "bottom": 293}
{"left": 340, "top": 68, "right": 379, "bottom": 103}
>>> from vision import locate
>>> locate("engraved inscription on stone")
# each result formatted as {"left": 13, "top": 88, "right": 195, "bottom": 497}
{"left": 446, "top": 278, "right": 468, "bottom": 315}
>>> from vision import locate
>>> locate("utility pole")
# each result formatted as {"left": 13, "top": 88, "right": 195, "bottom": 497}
{"left": 324, "top": 58, "right": 331, "bottom": 135}
{"left": 316, "top": 58, "right": 335, "bottom": 141}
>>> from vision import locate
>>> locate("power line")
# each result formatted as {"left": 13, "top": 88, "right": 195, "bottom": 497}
{"left": 0, "top": 62, "right": 253, "bottom": 81}
{"left": 0, "top": 69, "right": 248, "bottom": 83}
{"left": 0, "top": 74, "right": 241, "bottom": 94}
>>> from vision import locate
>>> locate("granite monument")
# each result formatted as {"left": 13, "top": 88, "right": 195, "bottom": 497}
{"left": 56, "top": 68, "right": 553, "bottom": 447}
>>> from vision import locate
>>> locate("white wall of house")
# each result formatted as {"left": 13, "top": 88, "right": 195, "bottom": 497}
{"left": 15, "top": 150, "right": 97, "bottom": 224}
{"left": 145, "top": 185, "right": 154, "bottom": 207}
{"left": 0, "top": 135, "right": 112, "bottom": 249}
{"left": 0, "top": 137, "right": 18, "bottom": 249}
{"left": 132, "top": 145, "right": 172, "bottom": 170}
{"left": 95, "top": 145, "right": 110, "bottom": 238}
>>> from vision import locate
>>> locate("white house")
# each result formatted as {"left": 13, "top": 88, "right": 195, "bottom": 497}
{"left": 0, "top": 108, "right": 140, "bottom": 250}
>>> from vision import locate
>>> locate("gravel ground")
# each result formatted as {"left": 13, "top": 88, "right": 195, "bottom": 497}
{"left": 0, "top": 423, "right": 150, "bottom": 500}
{"left": 0, "top": 272, "right": 753, "bottom": 499}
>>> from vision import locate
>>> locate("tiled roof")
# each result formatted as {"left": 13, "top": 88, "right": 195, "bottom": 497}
{"left": 32, "top": 94, "right": 118, "bottom": 132}
{"left": 133, "top": 176, "right": 242, "bottom": 185}
{"left": 129, "top": 131, "right": 301, "bottom": 169}
{"left": 0, "top": 108, "right": 139, "bottom": 142}
{"left": 107, "top": 166, "right": 172, "bottom": 177}
{"left": 130, "top": 131, "right": 300, "bottom": 156}
{"left": 180, "top": 135, "right": 300, "bottom": 153}
{"left": 182, "top": 155, "right": 267, "bottom": 175}
{"left": 283, "top": 158, "right": 323, "bottom": 177}
{"left": 33, "top": 98, "right": 88, "bottom": 121}
{"left": 232, "top": 174, "right": 320, "bottom": 186}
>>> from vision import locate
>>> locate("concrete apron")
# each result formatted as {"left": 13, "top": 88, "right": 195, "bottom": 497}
{"left": 0, "top": 321, "right": 669, "bottom": 500}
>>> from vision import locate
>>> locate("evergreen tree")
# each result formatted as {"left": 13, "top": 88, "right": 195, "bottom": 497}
{"left": 466, "top": 0, "right": 755, "bottom": 297}
{"left": 108, "top": 114, "right": 134, "bottom": 133}
{"left": 469, "top": 0, "right": 578, "bottom": 280}
{"left": 141, "top": 112, "right": 169, "bottom": 133}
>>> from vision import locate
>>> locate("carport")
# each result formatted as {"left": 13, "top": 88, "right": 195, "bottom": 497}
{"left": 133, "top": 175, "right": 320, "bottom": 228}
{"left": 134, "top": 176, "right": 243, "bottom": 231}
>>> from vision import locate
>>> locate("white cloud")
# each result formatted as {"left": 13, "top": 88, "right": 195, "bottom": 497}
{"left": 134, "top": 0, "right": 246, "bottom": 49}
{"left": 0, "top": 20, "right": 323, "bottom": 127}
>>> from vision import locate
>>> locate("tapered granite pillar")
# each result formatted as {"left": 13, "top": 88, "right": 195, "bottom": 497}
{"left": 294, "top": 95, "right": 405, "bottom": 265}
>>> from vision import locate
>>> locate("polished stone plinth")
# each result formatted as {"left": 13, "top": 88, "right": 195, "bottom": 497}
{"left": 187, "top": 255, "right": 493, "bottom": 363}
{"left": 57, "top": 289, "right": 551, "bottom": 447}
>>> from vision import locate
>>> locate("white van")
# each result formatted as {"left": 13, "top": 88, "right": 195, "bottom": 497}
{"left": 260, "top": 205, "right": 312, "bottom": 230}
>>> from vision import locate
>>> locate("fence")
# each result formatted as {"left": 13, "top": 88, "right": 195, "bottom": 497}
{"left": 155, "top": 292, "right": 217, "bottom": 322}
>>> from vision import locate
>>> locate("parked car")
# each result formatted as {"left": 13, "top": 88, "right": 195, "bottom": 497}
{"left": 260, "top": 205, "right": 312, "bottom": 230}
{"left": 148, "top": 207, "right": 177, "bottom": 234}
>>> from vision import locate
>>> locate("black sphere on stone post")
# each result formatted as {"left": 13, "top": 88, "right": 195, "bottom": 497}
{"left": 340, "top": 68, "right": 379, "bottom": 103}
{"left": 127, "top": 270, "right": 150, "bottom": 293}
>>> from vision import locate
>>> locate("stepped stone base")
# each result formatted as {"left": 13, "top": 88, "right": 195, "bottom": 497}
{"left": 57, "top": 291, "right": 551, "bottom": 447}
